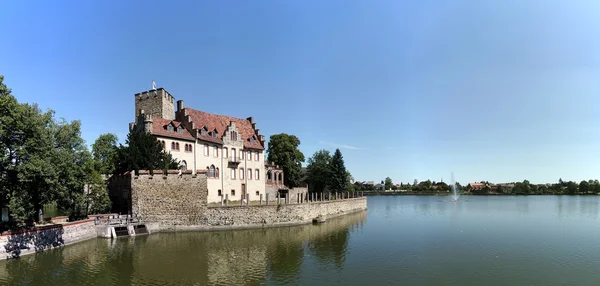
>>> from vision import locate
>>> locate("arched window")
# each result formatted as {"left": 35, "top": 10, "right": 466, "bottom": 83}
{"left": 230, "top": 131, "right": 238, "bottom": 141}
{"left": 240, "top": 168, "right": 244, "bottom": 180}
{"left": 231, "top": 148, "right": 236, "bottom": 160}
{"left": 255, "top": 169, "right": 260, "bottom": 180}
{"left": 209, "top": 165, "right": 215, "bottom": 178}
{"left": 213, "top": 146, "right": 218, "bottom": 157}
{"left": 216, "top": 167, "right": 219, "bottom": 178}
{"left": 162, "top": 141, "right": 166, "bottom": 150}
{"left": 171, "top": 142, "right": 176, "bottom": 150}
{"left": 278, "top": 172, "right": 282, "bottom": 182}
{"left": 180, "top": 160, "right": 187, "bottom": 170}
{"left": 175, "top": 142, "right": 180, "bottom": 150}
{"left": 267, "top": 170, "right": 272, "bottom": 180}
{"left": 247, "top": 169, "right": 252, "bottom": 180}
{"left": 223, "top": 147, "right": 228, "bottom": 158}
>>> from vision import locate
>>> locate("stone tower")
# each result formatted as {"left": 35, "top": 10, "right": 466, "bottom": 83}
{"left": 134, "top": 88, "right": 175, "bottom": 120}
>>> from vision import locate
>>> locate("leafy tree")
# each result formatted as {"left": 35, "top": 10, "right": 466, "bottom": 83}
{"left": 51, "top": 119, "right": 93, "bottom": 220}
{"left": 566, "top": 181, "right": 578, "bottom": 195}
{"left": 92, "top": 133, "right": 119, "bottom": 175}
{"left": 266, "top": 133, "right": 305, "bottom": 188}
{"left": 85, "top": 168, "right": 111, "bottom": 215}
{"left": 306, "top": 150, "right": 332, "bottom": 193}
{"left": 346, "top": 171, "right": 355, "bottom": 193}
{"left": 384, "top": 177, "right": 393, "bottom": 190}
{"left": 329, "top": 149, "right": 348, "bottom": 192}
{"left": 579, "top": 180, "right": 590, "bottom": 194}
{"left": 114, "top": 131, "right": 178, "bottom": 175}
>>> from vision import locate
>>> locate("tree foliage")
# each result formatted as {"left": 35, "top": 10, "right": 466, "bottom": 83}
{"left": 92, "top": 133, "right": 118, "bottom": 175}
{"left": 0, "top": 76, "right": 115, "bottom": 223}
{"left": 266, "top": 133, "right": 305, "bottom": 188}
{"left": 384, "top": 177, "right": 393, "bottom": 190}
{"left": 306, "top": 150, "right": 332, "bottom": 193}
{"left": 329, "top": 149, "right": 348, "bottom": 192}
{"left": 113, "top": 131, "right": 178, "bottom": 175}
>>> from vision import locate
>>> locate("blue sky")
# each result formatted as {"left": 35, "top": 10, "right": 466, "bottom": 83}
{"left": 2, "top": 0, "right": 600, "bottom": 185}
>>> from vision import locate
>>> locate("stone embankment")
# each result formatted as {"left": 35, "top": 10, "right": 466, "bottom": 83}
{"left": 0, "top": 215, "right": 107, "bottom": 260}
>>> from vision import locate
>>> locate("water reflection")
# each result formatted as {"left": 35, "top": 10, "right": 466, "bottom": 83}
{"left": 0, "top": 211, "right": 366, "bottom": 286}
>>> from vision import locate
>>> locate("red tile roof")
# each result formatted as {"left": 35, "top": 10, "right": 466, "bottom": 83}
{"left": 151, "top": 118, "right": 195, "bottom": 141}
{"left": 185, "top": 108, "right": 264, "bottom": 150}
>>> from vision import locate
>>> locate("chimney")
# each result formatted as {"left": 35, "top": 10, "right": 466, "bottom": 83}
{"left": 177, "top": 100, "right": 184, "bottom": 112}
{"left": 247, "top": 117, "right": 254, "bottom": 123}
{"left": 252, "top": 123, "right": 257, "bottom": 130}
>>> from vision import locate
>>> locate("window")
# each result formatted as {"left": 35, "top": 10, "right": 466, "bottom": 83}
{"left": 201, "top": 128, "right": 207, "bottom": 136}
{"left": 218, "top": 190, "right": 222, "bottom": 196}
{"left": 177, "top": 126, "right": 183, "bottom": 134}
{"left": 171, "top": 142, "right": 176, "bottom": 150}
{"left": 250, "top": 137, "right": 255, "bottom": 143}
{"left": 180, "top": 160, "right": 187, "bottom": 170}
{"left": 213, "top": 146, "right": 218, "bottom": 157}
{"left": 255, "top": 169, "right": 260, "bottom": 180}
{"left": 247, "top": 169, "right": 252, "bottom": 180}
{"left": 216, "top": 167, "right": 219, "bottom": 178}
{"left": 230, "top": 131, "right": 238, "bottom": 141}
{"left": 185, "top": 144, "right": 193, "bottom": 152}
{"left": 209, "top": 165, "right": 215, "bottom": 178}
{"left": 175, "top": 142, "right": 180, "bottom": 150}
{"left": 231, "top": 190, "right": 235, "bottom": 196}
{"left": 212, "top": 130, "right": 217, "bottom": 138}
{"left": 231, "top": 148, "right": 236, "bottom": 160}
{"left": 240, "top": 168, "right": 244, "bottom": 180}
{"left": 161, "top": 141, "right": 166, "bottom": 150}
{"left": 256, "top": 191, "right": 259, "bottom": 196}
{"left": 240, "top": 150, "right": 244, "bottom": 160}
{"left": 246, "top": 151, "right": 251, "bottom": 160}
{"left": 167, "top": 125, "right": 174, "bottom": 132}
{"left": 231, "top": 168, "right": 236, "bottom": 179}
{"left": 203, "top": 144, "right": 209, "bottom": 156}
{"left": 255, "top": 152, "right": 259, "bottom": 161}
{"left": 267, "top": 170, "right": 272, "bottom": 180}
{"left": 224, "top": 147, "right": 228, "bottom": 158}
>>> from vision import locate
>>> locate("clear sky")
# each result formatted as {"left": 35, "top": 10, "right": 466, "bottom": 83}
{"left": 2, "top": 0, "right": 600, "bottom": 185}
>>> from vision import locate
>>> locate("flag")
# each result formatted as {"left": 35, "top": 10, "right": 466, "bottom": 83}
{"left": 152, "top": 80, "right": 156, "bottom": 90}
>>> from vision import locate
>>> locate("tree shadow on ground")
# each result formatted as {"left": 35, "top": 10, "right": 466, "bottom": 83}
{"left": 3, "top": 226, "right": 64, "bottom": 259}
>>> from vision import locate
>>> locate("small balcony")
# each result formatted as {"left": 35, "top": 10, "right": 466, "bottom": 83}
{"left": 228, "top": 157, "right": 241, "bottom": 167}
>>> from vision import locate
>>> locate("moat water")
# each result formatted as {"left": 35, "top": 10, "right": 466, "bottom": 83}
{"left": 4, "top": 195, "right": 600, "bottom": 285}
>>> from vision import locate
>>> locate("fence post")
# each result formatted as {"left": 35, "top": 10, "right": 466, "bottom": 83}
{"left": 225, "top": 194, "right": 229, "bottom": 206}
{"left": 260, "top": 194, "right": 263, "bottom": 205}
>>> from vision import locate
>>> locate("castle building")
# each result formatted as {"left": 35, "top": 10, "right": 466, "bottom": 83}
{"left": 129, "top": 87, "right": 275, "bottom": 203}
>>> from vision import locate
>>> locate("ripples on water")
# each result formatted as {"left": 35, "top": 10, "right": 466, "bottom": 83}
{"left": 3, "top": 196, "right": 600, "bottom": 285}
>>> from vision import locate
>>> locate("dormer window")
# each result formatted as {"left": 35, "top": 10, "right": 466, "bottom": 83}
{"left": 177, "top": 126, "right": 183, "bottom": 134}
{"left": 167, "top": 125, "right": 174, "bottom": 132}
{"left": 211, "top": 130, "right": 217, "bottom": 138}
{"left": 200, "top": 128, "right": 207, "bottom": 136}
{"left": 250, "top": 137, "right": 255, "bottom": 143}
{"left": 230, "top": 131, "right": 238, "bottom": 141}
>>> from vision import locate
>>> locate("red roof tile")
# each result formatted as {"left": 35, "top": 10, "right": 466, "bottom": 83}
{"left": 185, "top": 108, "right": 264, "bottom": 150}
{"left": 151, "top": 118, "right": 195, "bottom": 141}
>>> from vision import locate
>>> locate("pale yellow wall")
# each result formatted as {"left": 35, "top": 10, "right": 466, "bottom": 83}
{"left": 156, "top": 137, "right": 195, "bottom": 170}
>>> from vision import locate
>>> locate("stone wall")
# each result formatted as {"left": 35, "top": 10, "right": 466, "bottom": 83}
{"left": 201, "top": 197, "right": 366, "bottom": 229}
{"left": 0, "top": 219, "right": 97, "bottom": 260}
{"left": 108, "top": 170, "right": 209, "bottom": 227}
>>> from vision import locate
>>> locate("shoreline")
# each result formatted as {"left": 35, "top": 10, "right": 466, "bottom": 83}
{"left": 1, "top": 198, "right": 367, "bottom": 261}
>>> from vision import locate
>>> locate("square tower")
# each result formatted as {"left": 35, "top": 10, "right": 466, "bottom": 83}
{"left": 134, "top": 88, "right": 175, "bottom": 120}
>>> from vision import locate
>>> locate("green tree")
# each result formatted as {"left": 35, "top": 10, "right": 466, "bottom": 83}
{"left": 579, "top": 180, "right": 590, "bottom": 194}
{"left": 266, "top": 133, "right": 305, "bottom": 188}
{"left": 384, "top": 177, "right": 393, "bottom": 190}
{"left": 346, "top": 171, "right": 355, "bottom": 193}
{"left": 51, "top": 119, "right": 94, "bottom": 220}
{"left": 329, "top": 149, "right": 348, "bottom": 192}
{"left": 85, "top": 168, "right": 112, "bottom": 215}
{"left": 566, "top": 181, "right": 578, "bottom": 195}
{"left": 92, "top": 133, "right": 119, "bottom": 175}
{"left": 306, "top": 150, "right": 332, "bottom": 193}
{"left": 114, "top": 131, "right": 178, "bottom": 175}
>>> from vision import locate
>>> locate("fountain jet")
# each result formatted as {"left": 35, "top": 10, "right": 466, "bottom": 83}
{"left": 451, "top": 172, "right": 460, "bottom": 202}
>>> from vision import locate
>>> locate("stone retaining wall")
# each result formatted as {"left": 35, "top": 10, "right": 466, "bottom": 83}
{"left": 164, "top": 197, "right": 367, "bottom": 231}
{"left": 0, "top": 219, "right": 97, "bottom": 260}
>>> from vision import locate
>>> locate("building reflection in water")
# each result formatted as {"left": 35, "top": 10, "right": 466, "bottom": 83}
{"left": 0, "top": 210, "right": 366, "bottom": 286}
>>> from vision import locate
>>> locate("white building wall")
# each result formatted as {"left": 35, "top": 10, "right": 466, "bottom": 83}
{"left": 156, "top": 137, "right": 195, "bottom": 170}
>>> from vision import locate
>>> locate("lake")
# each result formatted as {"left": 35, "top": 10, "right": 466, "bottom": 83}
{"left": 3, "top": 195, "right": 600, "bottom": 285}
